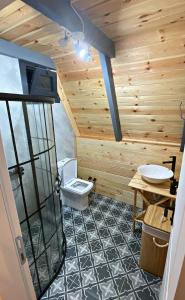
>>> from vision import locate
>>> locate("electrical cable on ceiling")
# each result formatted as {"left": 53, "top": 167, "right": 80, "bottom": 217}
{"left": 70, "top": 0, "right": 85, "bottom": 35}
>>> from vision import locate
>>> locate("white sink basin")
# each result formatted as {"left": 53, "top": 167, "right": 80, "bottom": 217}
{"left": 138, "top": 164, "right": 173, "bottom": 184}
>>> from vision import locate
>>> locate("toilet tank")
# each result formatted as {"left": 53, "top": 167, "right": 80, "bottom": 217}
{"left": 57, "top": 158, "right": 77, "bottom": 185}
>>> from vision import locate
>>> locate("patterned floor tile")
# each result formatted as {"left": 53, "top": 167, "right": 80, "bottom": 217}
{"left": 128, "top": 241, "right": 141, "bottom": 255}
{"left": 105, "top": 217, "right": 117, "bottom": 227}
{"left": 109, "top": 259, "right": 125, "bottom": 277}
{"left": 112, "top": 233, "right": 125, "bottom": 246}
{"left": 85, "top": 222, "right": 96, "bottom": 232}
{"left": 65, "top": 226, "right": 74, "bottom": 237}
{"left": 104, "top": 247, "right": 119, "bottom": 262}
{"left": 92, "top": 211, "right": 103, "bottom": 221}
{"left": 77, "top": 243, "right": 90, "bottom": 256}
{"left": 115, "top": 274, "right": 133, "bottom": 296}
{"left": 66, "top": 273, "right": 81, "bottom": 291}
{"left": 65, "top": 246, "right": 77, "bottom": 260}
{"left": 65, "top": 258, "right": 79, "bottom": 274}
{"left": 92, "top": 251, "right": 106, "bottom": 265}
{"left": 98, "top": 227, "right": 110, "bottom": 238}
{"left": 149, "top": 282, "right": 161, "bottom": 299}
{"left": 66, "top": 235, "right": 76, "bottom": 246}
{"left": 136, "top": 286, "right": 157, "bottom": 300}
{"left": 109, "top": 226, "right": 120, "bottom": 236}
{"left": 73, "top": 216, "right": 84, "bottom": 226}
{"left": 84, "top": 284, "right": 101, "bottom": 300}
{"left": 67, "top": 289, "right": 82, "bottom": 300}
{"left": 118, "top": 222, "right": 131, "bottom": 233}
{"left": 99, "top": 279, "right": 117, "bottom": 299}
{"left": 101, "top": 237, "right": 114, "bottom": 249}
{"left": 50, "top": 295, "right": 65, "bottom": 300}
{"left": 74, "top": 224, "right": 85, "bottom": 234}
{"left": 81, "top": 268, "right": 97, "bottom": 286}
{"left": 42, "top": 193, "right": 161, "bottom": 300}
{"left": 96, "top": 264, "right": 111, "bottom": 281}
{"left": 95, "top": 219, "right": 106, "bottom": 228}
{"left": 122, "top": 256, "right": 139, "bottom": 273}
{"left": 88, "top": 230, "right": 99, "bottom": 241}
{"left": 76, "top": 233, "right": 87, "bottom": 244}
{"left": 128, "top": 270, "right": 147, "bottom": 290}
{"left": 49, "top": 277, "right": 65, "bottom": 296}
{"left": 103, "top": 211, "right": 113, "bottom": 219}
{"left": 141, "top": 270, "right": 161, "bottom": 285}
{"left": 90, "top": 240, "right": 102, "bottom": 252}
{"left": 79, "top": 254, "right": 93, "bottom": 270}
{"left": 120, "top": 292, "right": 137, "bottom": 300}
{"left": 117, "top": 244, "right": 132, "bottom": 258}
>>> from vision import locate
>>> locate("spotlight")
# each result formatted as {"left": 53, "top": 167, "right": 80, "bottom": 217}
{"left": 79, "top": 48, "right": 88, "bottom": 58}
{"left": 74, "top": 40, "right": 92, "bottom": 62}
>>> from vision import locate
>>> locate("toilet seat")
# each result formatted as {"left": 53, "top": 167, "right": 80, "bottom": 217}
{"left": 58, "top": 158, "right": 93, "bottom": 210}
{"left": 63, "top": 178, "right": 93, "bottom": 195}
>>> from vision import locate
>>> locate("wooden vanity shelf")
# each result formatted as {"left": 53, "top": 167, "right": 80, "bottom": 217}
{"left": 129, "top": 172, "right": 176, "bottom": 232}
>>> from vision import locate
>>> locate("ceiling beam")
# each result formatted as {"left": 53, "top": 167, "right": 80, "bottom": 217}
{"left": 22, "top": 0, "right": 115, "bottom": 58}
{"left": 0, "top": 39, "right": 54, "bottom": 69}
{"left": 99, "top": 52, "right": 122, "bottom": 142}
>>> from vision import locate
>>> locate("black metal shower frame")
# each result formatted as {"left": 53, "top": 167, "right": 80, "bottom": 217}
{"left": 0, "top": 93, "right": 66, "bottom": 299}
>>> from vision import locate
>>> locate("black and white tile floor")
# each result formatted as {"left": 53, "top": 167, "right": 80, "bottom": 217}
{"left": 42, "top": 193, "right": 161, "bottom": 300}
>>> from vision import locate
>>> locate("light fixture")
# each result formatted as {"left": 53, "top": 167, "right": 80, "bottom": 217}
{"left": 58, "top": 30, "right": 69, "bottom": 48}
{"left": 58, "top": 1, "right": 92, "bottom": 61}
{"left": 79, "top": 48, "right": 87, "bottom": 58}
{"left": 71, "top": 31, "right": 85, "bottom": 43}
{"left": 73, "top": 40, "right": 92, "bottom": 62}
{"left": 79, "top": 48, "right": 92, "bottom": 62}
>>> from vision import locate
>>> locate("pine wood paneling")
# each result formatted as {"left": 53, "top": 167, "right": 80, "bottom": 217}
{"left": 1, "top": 0, "right": 185, "bottom": 143}
{"left": 0, "top": 0, "right": 185, "bottom": 203}
{"left": 77, "top": 137, "right": 182, "bottom": 206}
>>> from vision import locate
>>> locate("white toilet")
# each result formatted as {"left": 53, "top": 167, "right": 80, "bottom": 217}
{"left": 57, "top": 158, "right": 93, "bottom": 210}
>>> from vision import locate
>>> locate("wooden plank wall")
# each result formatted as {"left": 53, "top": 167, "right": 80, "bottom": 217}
{"left": 0, "top": 0, "right": 184, "bottom": 205}
{"left": 77, "top": 137, "right": 182, "bottom": 206}
{"left": 63, "top": 0, "right": 185, "bottom": 205}
{"left": 1, "top": 0, "right": 184, "bottom": 143}
{"left": 60, "top": 0, "right": 185, "bottom": 143}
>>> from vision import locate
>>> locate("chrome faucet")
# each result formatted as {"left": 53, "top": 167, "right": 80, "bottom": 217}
{"left": 163, "top": 156, "right": 176, "bottom": 174}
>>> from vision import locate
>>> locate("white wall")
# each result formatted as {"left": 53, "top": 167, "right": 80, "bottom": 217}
{"left": 0, "top": 54, "right": 22, "bottom": 93}
{"left": 0, "top": 52, "right": 76, "bottom": 160}
{"left": 52, "top": 102, "right": 76, "bottom": 161}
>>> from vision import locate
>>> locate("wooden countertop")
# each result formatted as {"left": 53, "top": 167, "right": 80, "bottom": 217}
{"left": 144, "top": 205, "right": 172, "bottom": 233}
{"left": 128, "top": 172, "right": 176, "bottom": 200}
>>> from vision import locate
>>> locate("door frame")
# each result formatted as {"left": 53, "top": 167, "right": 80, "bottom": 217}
{"left": 160, "top": 149, "right": 185, "bottom": 299}
{"left": 0, "top": 132, "right": 36, "bottom": 300}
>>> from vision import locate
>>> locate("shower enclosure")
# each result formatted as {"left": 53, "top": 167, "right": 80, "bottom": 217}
{"left": 0, "top": 93, "right": 66, "bottom": 299}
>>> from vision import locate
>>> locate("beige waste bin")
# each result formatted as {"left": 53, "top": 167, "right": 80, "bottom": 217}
{"left": 139, "top": 205, "right": 172, "bottom": 278}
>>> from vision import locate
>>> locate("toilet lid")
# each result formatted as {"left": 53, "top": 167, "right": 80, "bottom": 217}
{"left": 58, "top": 158, "right": 77, "bottom": 185}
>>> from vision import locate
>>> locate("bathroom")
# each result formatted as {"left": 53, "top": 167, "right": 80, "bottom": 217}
{"left": 0, "top": 1, "right": 185, "bottom": 300}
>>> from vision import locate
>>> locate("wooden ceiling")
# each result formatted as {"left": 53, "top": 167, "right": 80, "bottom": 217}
{"left": 1, "top": 0, "right": 185, "bottom": 144}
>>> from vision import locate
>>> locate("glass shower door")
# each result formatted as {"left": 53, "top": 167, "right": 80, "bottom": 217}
{"left": 0, "top": 94, "right": 66, "bottom": 299}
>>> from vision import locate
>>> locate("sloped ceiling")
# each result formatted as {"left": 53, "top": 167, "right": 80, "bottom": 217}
{"left": 0, "top": 0, "right": 185, "bottom": 144}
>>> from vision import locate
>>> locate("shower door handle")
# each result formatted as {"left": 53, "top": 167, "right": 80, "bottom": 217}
{"left": 15, "top": 236, "right": 27, "bottom": 265}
